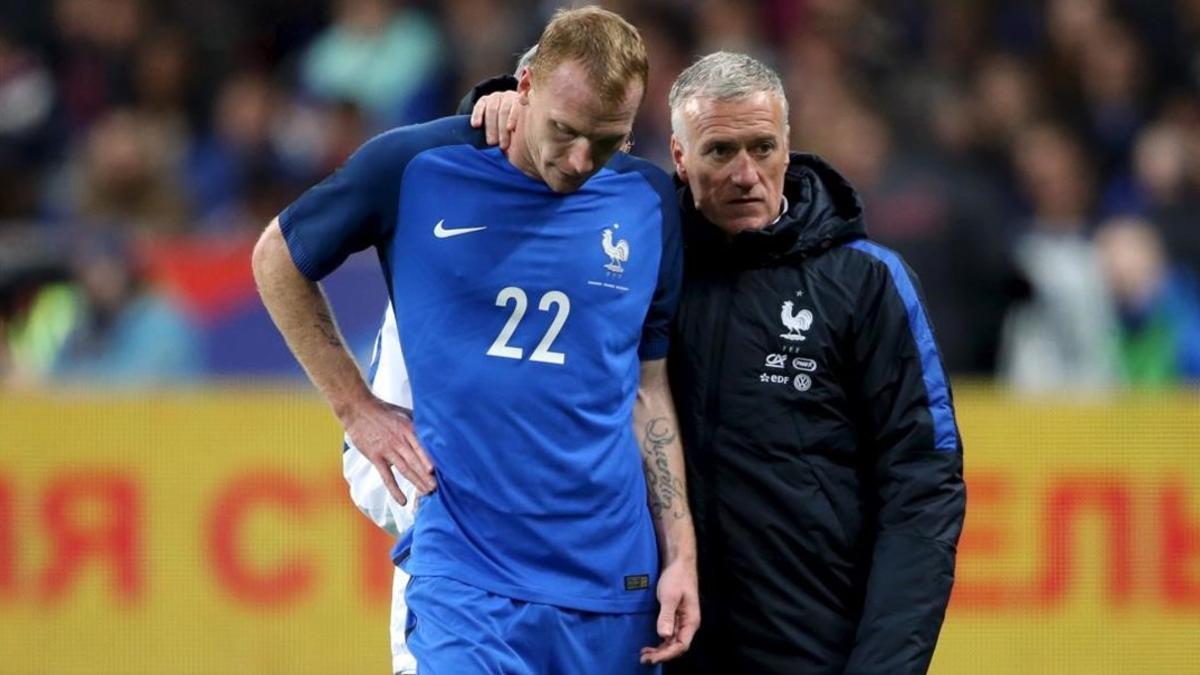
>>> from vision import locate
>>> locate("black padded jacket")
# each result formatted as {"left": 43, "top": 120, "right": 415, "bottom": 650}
{"left": 665, "top": 153, "right": 965, "bottom": 675}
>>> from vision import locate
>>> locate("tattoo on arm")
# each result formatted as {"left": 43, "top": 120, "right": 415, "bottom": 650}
{"left": 315, "top": 309, "right": 342, "bottom": 347}
{"left": 641, "top": 417, "right": 687, "bottom": 521}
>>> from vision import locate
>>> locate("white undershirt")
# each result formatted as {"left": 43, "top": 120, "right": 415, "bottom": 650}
{"left": 771, "top": 195, "right": 789, "bottom": 225}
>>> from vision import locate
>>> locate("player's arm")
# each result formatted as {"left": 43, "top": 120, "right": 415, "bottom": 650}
{"left": 252, "top": 129, "right": 440, "bottom": 504}
{"left": 634, "top": 357, "right": 699, "bottom": 665}
{"left": 612, "top": 147, "right": 692, "bottom": 664}
{"left": 252, "top": 220, "right": 435, "bottom": 502}
{"left": 843, "top": 253, "right": 966, "bottom": 674}
{"left": 252, "top": 219, "right": 370, "bottom": 425}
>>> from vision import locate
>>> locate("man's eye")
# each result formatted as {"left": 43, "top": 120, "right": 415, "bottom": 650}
{"left": 755, "top": 143, "right": 776, "bottom": 156}
{"left": 707, "top": 145, "right": 733, "bottom": 159}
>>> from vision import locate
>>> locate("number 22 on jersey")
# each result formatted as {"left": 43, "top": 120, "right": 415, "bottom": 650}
{"left": 485, "top": 286, "right": 571, "bottom": 365}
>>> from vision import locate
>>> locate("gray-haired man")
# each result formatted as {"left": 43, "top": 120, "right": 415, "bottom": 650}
{"left": 469, "top": 50, "right": 966, "bottom": 674}
{"left": 660, "top": 51, "right": 965, "bottom": 675}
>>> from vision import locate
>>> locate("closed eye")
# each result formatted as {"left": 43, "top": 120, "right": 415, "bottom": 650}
{"left": 552, "top": 121, "right": 578, "bottom": 138}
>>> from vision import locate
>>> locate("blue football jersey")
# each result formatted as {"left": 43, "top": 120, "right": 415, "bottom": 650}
{"left": 280, "top": 116, "right": 682, "bottom": 613}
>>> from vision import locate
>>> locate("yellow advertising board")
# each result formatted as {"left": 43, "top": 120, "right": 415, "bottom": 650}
{"left": 0, "top": 391, "right": 395, "bottom": 674}
{"left": 2, "top": 388, "right": 1199, "bottom": 673}
{"left": 935, "top": 389, "right": 1200, "bottom": 674}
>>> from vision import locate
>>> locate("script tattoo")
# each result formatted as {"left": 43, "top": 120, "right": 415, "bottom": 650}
{"left": 642, "top": 417, "right": 687, "bottom": 521}
{"left": 315, "top": 309, "right": 341, "bottom": 347}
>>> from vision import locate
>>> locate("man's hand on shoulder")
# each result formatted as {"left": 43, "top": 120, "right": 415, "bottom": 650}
{"left": 342, "top": 395, "right": 437, "bottom": 504}
{"left": 640, "top": 556, "right": 700, "bottom": 665}
{"left": 471, "top": 91, "right": 522, "bottom": 150}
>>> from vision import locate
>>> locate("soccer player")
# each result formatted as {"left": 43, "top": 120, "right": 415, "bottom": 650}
{"left": 251, "top": 7, "right": 699, "bottom": 674}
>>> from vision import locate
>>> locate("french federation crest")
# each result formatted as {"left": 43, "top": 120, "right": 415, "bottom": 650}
{"left": 602, "top": 224, "right": 630, "bottom": 274}
{"left": 780, "top": 300, "right": 813, "bottom": 341}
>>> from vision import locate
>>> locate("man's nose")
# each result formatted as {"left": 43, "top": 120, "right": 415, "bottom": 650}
{"left": 564, "top": 140, "right": 594, "bottom": 176}
{"left": 730, "top": 151, "right": 758, "bottom": 188}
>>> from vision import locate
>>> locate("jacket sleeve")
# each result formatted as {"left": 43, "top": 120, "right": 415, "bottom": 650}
{"left": 454, "top": 74, "right": 518, "bottom": 116}
{"left": 842, "top": 246, "right": 966, "bottom": 675}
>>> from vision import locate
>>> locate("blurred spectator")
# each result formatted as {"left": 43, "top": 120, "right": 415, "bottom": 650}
{"left": 784, "top": 29, "right": 862, "bottom": 155}
{"left": 2, "top": 282, "right": 77, "bottom": 385}
{"left": 53, "top": 108, "right": 189, "bottom": 232}
{"left": 185, "top": 70, "right": 297, "bottom": 228}
{"left": 318, "top": 99, "right": 372, "bottom": 174}
{"left": 1105, "top": 121, "right": 1191, "bottom": 213}
{"left": 970, "top": 52, "right": 1045, "bottom": 183}
{"left": 440, "top": 0, "right": 525, "bottom": 109}
{"left": 129, "top": 27, "right": 196, "bottom": 169}
{"left": 893, "top": 0, "right": 990, "bottom": 78}
{"left": 999, "top": 122, "right": 1117, "bottom": 391}
{"left": 1096, "top": 216, "right": 1200, "bottom": 386}
{"left": 820, "top": 102, "right": 1017, "bottom": 374}
{"left": 50, "top": 233, "right": 201, "bottom": 386}
{"left": 300, "top": 0, "right": 443, "bottom": 126}
{"left": 2, "top": 0, "right": 1200, "bottom": 386}
{"left": 1043, "top": 0, "right": 1111, "bottom": 68}
{"left": 1075, "top": 19, "right": 1150, "bottom": 180}
{"left": 695, "top": 0, "right": 767, "bottom": 56}
{"left": 50, "top": 0, "right": 144, "bottom": 133}
{"left": 1177, "top": 0, "right": 1200, "bottom": 89}
{"left": 0, "top": 35, "right": 61, "bottom": 220}
{"left": 0, "top": 228, "right": 74, "bottom": 383}
{"left": 1125, "top": 119, "right": 1200, "bottom": 280}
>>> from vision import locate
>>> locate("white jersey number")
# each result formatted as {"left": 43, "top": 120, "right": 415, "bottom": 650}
{"left": 486, "top": 287, "right": 570, "bottom": 365}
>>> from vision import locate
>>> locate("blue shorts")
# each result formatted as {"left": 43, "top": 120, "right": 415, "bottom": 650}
{"left": 406, "top": 575, "right": 661, "bottom": 675}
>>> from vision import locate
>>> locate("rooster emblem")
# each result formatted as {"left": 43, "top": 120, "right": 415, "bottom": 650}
{"left": 780, "top": 301, "right": 813, "bottom": 341}
{"left": 602, "top": 225, "right": 630, "bottom": 273}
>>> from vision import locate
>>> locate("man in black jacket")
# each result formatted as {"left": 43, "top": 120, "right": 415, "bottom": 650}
{"left": 464, "top": 49, "right": 966, "bottom": 675}
{"left": 662, "top": 52, "right": 965, "bottom": 675}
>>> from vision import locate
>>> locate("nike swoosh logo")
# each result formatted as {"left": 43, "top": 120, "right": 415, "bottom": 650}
{"left": 433, "top": 220, "right": 488, "bottom": 238}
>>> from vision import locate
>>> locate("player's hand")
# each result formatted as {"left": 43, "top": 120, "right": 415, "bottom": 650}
{"left": 343, "top": 395, "right": 436, "bottom": 505}
{"left": 470, "top": 91, "right": 521, "bottom": 150}
{"left": 640, "top": 557, "right": 700, "bottom": 665}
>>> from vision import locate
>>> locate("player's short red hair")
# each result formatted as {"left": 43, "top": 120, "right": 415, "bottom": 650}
{"left": 530, "top": 6, "right": 649, "bottom": 106}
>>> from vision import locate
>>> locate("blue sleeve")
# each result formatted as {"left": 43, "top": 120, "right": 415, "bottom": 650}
{"left": 842, "top": 242, "right": 964, "bottom": 673}
{"left": 633, "top": 162, "right": 683, "bottom": 361}
{"left": 278, "top": 129, "right": 411, "bottom": 281}
{"left": 278, "top": 117, "right": 482, "bottom": 281}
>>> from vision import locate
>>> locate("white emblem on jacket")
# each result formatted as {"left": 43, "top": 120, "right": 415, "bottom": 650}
{"left": 780, "top": 300, "right": 813, "bottom": 341}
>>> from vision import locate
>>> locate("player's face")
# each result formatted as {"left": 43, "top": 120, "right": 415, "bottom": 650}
{"left": 671, "top": 92, "right": 790, "bottom": 235}
{"left": 517, "top": 60, "right": 642, "bottom": 194}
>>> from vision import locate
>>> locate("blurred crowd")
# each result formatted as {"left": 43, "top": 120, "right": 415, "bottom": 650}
{"left": 1, "top": 0, "right": 1198, "bottom": 390}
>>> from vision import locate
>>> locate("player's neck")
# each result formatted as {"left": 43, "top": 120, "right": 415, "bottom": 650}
{"left": 503, "top": 120, "right": 541, "bottom": 182}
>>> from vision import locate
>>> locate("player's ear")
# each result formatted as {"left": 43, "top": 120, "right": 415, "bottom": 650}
{"left": 517, "top": 67, "right": 533, "bottom": 104}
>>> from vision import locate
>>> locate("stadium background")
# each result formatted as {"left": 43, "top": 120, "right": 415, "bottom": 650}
{"left": 2, "top": 0, "right": 1199, "bottom": 672}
